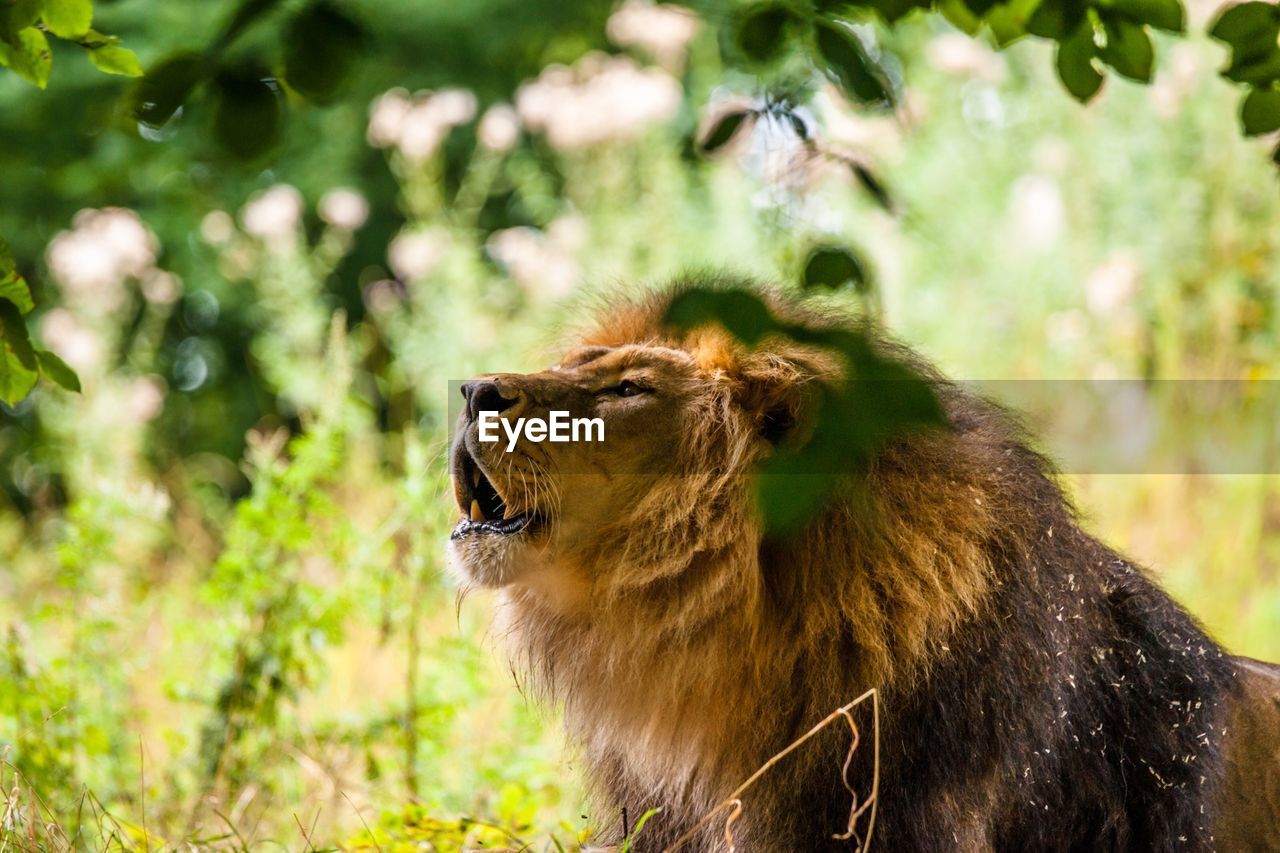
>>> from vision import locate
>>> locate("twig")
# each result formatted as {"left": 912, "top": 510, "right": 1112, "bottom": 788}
{"left": 661, "top": 689, "right": 879, "bottom": 853}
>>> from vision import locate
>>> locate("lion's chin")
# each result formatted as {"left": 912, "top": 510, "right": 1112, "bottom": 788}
{"left": 447, "top": 534, "right": 539, "bottom": 588}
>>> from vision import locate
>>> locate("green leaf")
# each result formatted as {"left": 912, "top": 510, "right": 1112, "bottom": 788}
{"left": 89, "top": 44, "right": 143, "bottom": 76}
{"left": 132, "top": 52, "right": 205, "bottom": 128}
{"left": 1027, "top": 0, "right": 1086, "bottom": 38}
{"left": 282, "top": 1, "right": 366, "bottom": 103}
{"left": 0, "top": 275, "right": 33, "bottom": 314}
{"left": 42, "top": 0, "right": 92, "bottom": 38}
{"left": 1234, "top": 55, "right": 1280, "bottom": 85}
{"left": 864, "top": 0, "right": 932, "bottom": 24}
{"left": 802, "top": 246, "right": 870, "bottom": 294}
{"left": 1210, "top": 2, "right": 1279, "bottom": 53}
{"left": 1210, "top": 2, "right": 1280, "bottom": 82}
{"left": 1242, "top": 86, "right": 1280, "bottom": 135}
{"left": 0, "top": 0, "right": 41, "bottom": 37}
{"left": 1102, "top": 0, "right": 1184, "bottom": 32}
{"left": 1056, "top": 22, "right": 1104, "bottom": 102}
{"left": 733, "top": 4, "right": 797, "bottom": 66}
{"left": 756, "top": 453, "right": 841, "bottom": 534}
{"left": 959, "top": 0, "right": 1003, "bottom": 19}
{"left": 986, "top": 0, "right": 1046, "bottom": 45}
{"left": 936, "top": 0, "right": 984, "bottom": 33}
{"left": 619, "top": 808, "right": 663, "bottom": 853}
{"left": 850, "top": 161, "right": 895, "bottom": 211}
{"left": 1224, "top": 51, "right": 1280, "bottom": 85}
{"left": 216, "top": 0, "right": 279, "bottom": 53}
{"left": 814, "top": 22, "right": 892, "bottom": 105}
{"left": 34, "top": 349, "right": 81, "bottom": 392}
{"left": 212, "top": 68, "right": 284, "bottom": 161}
{"left": 1100, "top": 16, "right": 1154, "bottom": 82}
{"left": 0, "top": 240, "right": 33, "bottom": 315}
{"left": 698, "top": 109, "right": 754, "bottom": 156}
{"left": 0, "top": 300, "right": 38, "bottom": 405}
{"left": 756, "top": 349, "right": 944, "bottom": 535}
{"left": 0, "top": 27, "right": 51, "bottom": 88}
{"left": 663, "top": 287, "right": 789, "bottom": 346}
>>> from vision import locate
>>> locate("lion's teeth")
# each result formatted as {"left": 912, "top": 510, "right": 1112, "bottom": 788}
{"left": 470, "top": 499, "right": 484, "bottom": 522}
{"left": 471, "top": 467, "right": 480, "bottom": 487}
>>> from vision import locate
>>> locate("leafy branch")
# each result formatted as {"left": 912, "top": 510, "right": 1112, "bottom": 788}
{"left": 693, "top": 0, "right": 1278, "bottom": 144}
{"left": 0, "top": 239, "right": 78, "bottom": 406}
{"left": 0, "top": 0, "right": 141, "bottom": 88}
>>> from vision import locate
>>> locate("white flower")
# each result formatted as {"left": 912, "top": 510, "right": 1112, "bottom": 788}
{"left": 547, "top": 214, "right": 587, "bottom": 251}
{"left": 93, "top": 208, "right": 156, "bottom": 278}
{"left": 366, "top": 87, "right": 478, "bottom": 161}
{"left": 128, "top": 375, "right": 166, "bottom": 423}
{"left": 396, "top": 108, "right": 446, "bottom": 160}
{"left": 478, "top": 104, "right": 520, "bottom": 152}
{"left": 926, "top": 34, "right": 1005, "bottom": 82}
{"left": 1008, "top": 175, "right": 1065, "bottom": 250}
{"left": 607, "top": 1, "right": 700, "bottom": 71}
{"left": 487, "top": 222, "right": 580, "bottom": 300}
{"left": 363, "top": 279, "right": 403, "bottom": 314}
{"left": 367, "top": 88, "right": 413, "bottom": 148}
{"left": 240, "top": 184, "right": 303, "bottom": 252}
{"left": 46, "top": 207, "right": 157, "bottom": 311}
{"left": 516, "top": 53, "right": 681, "bottom": 150}
{"left": 47, "top": 228, "right": 118, "bottom": 293}
{"left": 319, "top": 188, "right": 370, "bottom": 231}
{"left": 1085, "top": 253, "right": 1142, "bottom": 316}
{"left": 425, "top": 88, "right": 477, "bottom": 127}
{"left": 200, "top": 210, "right": 234, "bottom": 245}
{"left": 141, "top": 271, "right": 182, "bottom": 305}
{"left": 387, "top": 228, "right": 449, "bottom": 280}
{"left": 39, "top": 308, "right": 104, "bottom": 372}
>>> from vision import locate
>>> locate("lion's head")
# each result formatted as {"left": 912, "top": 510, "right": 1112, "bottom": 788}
{"left": 448, "top": 285, "right": 835, "bottom": 610}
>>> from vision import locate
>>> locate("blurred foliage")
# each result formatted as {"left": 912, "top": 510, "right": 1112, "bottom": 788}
{"left": 4, "top": 0, "right": 1280, "bottom": 405}
{"left": 2, "top": 0, "right": 1280, "bottom": 848}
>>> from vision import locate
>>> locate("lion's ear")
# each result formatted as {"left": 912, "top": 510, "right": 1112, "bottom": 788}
{"left": 737, "top": 352, "right": 826, "bottom": 446}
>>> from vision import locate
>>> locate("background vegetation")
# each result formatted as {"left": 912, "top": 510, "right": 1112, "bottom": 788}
{"left": 2, "top": 0, "right": 1280, "bottom": 848}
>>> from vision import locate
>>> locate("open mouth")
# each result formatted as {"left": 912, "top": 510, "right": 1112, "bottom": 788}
{"left": 451, "top": 442, "right": 538, "bottom": 539}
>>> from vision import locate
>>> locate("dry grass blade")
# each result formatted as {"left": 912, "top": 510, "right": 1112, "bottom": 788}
{"left": 720, "top": 799, "right": 743, "bottom": 852}
{"left": 138, "top": 738, "right": 148, "bottom": 853}
{"left": 0, "top": 758, "right": 75, "bottom": 853}
{"left": 294, "top": 811, "right": 317, "bottom": 852}
{"left": 340, "top": 791, "right": 382, "bottom": 853}
{"left": 661, "top": 688, "right": 879, "bottom": 853}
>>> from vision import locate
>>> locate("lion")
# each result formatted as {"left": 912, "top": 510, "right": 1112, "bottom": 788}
{"left": 448, "top": 279, "right": 1280, "bottom": 851}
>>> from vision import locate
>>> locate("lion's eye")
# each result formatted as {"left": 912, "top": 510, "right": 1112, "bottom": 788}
{"left": 607, "top": 380, "right": 649, "bottom": 398}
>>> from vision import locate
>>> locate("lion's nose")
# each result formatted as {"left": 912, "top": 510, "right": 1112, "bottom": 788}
{"left": 462, "top": 379, "right": 518, "bottom": 421}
